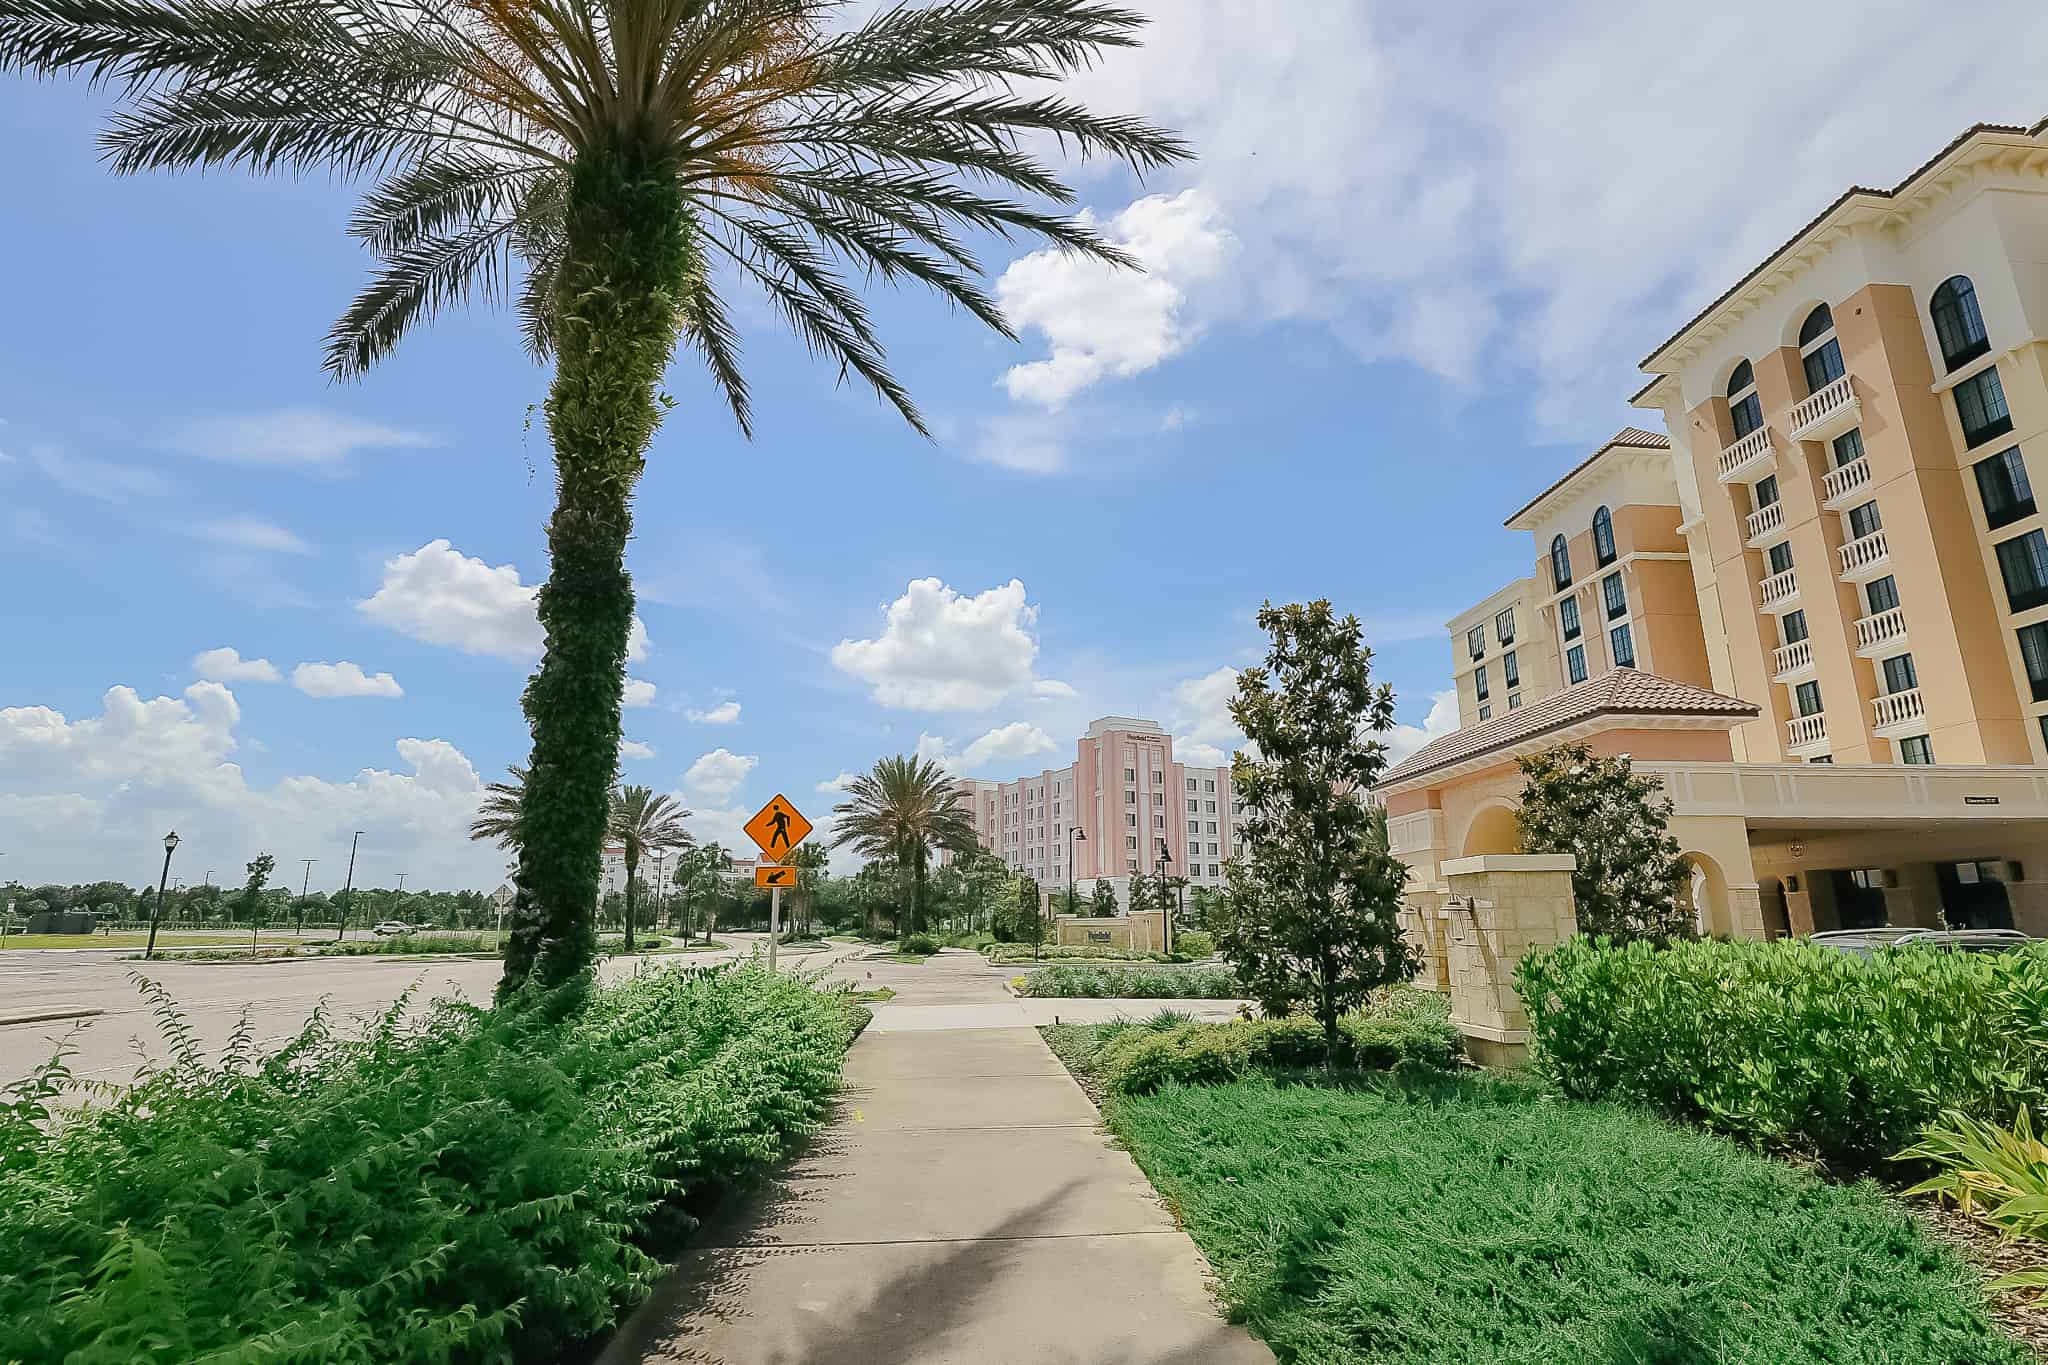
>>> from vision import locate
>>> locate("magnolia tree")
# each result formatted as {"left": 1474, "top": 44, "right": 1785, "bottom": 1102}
{"left": 1217, "top": 600, "right": 1416, "bottom": 1052}
{"left": 1514, "top": 742, "right": 1694, "bottom": 944}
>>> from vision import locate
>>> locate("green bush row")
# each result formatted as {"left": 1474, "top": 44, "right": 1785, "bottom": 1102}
{"left": 1172, "top": 929, "right": 1215, "bottom": 958}
{"left": 1018, "top": 964, "right": 1243, "bottom": 999}
{"left": 0, "top": 962, "right": 858, "bottom": 1363}
{"left": 1517, "top": 936, "right": 2048, "bottom": 1169}
{"left": 984, "top": 942, "right": 1192, "bottom": 965}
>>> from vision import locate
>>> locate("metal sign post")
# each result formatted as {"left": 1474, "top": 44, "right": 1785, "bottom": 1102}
{"left": 744, "top": 793, "right": 813, "bottom": 976}
{"left": 769, "top": 886, "right": 782, "bottom": 973}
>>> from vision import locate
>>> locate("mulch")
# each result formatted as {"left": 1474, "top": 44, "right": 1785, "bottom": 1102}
{"left": 1912, "top": 1201, "right": 2048, "bottom": 1360}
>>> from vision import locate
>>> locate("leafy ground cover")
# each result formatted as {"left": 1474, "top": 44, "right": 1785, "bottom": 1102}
{"left": 133, "top": 933, "right": 720, "bottom": 963}
{"left": 1, "top": 932, "right": 319, "bottom": 951}
{"left": 0, "top": 961, "right": 860, "bottom": 1363}
{"left": 985, "top": 943, "right": 1176, "bottom": 965}
{"left": 1103, "top": 1072, "right": 2026, "bottom": 1364}
{"left": 1016, "top": 964, "right": 1243, "bottom": 998}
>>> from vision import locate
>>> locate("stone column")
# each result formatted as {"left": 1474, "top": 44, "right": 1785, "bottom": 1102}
{"left": 1439, "top": 853, "right": 1578, "bottom": 1068}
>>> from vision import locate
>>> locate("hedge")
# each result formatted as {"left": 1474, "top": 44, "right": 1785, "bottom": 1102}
{"left": 1517, "top": 936, "right": 2048, "bottom": 1168}
{"left": 1017, "top": 964, "right": 1243, "bottom": 999}
{"left": 0, "top": 962, "right": 859, "bottom": 1363}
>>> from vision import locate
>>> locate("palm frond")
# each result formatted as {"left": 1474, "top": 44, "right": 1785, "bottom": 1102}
{"left": 325, "top": 217, "right": 518, "bottom": 377}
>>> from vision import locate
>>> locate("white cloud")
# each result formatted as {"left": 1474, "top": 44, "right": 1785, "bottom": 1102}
{"left": 31, "top": 446, "right": 168, "bottom": 502}
{"left": 686, "top": 700, "right": 741, "bottom": 724}
{"left": 816, "top": 771, "right": 859, "bottom": 794}
{"left": 195, "top": 517, "right": 312, "bottom": 555}
{"left": 1169, "top": 664, "right": 1241, "bottom": 743}
{"left": 619, "top": 739, "right": 655, "bottom": 761}
{"left": 192, "top": 647, "right": 281, "bottom": 684}
{"left": 831, "top": 577, "right": 1049, "bottom": 711}
{"left": 1384, "top": 689, "right": 1459, "bottom": 765}
{"left": 960, "top": 722, "right": 1057, "bottom": 770}
{"left": 997, "top": 189, "right": 1235, "bottom": 408}
{"left": 169, "top": 409, "right": 431, "bottom": 469}
{"left": 1178, "top": 742, "right": 1229, "bottom": 768}
{"left": 292, "top": 661, "right": 404, "bottom": 699}
{"left": 1031, "top": 679, "right": 1077, "bottom": 700}
{"left": 623, "top": 678, "right": 657, "bottom": 708}
{"left": 682, "top": 748, "right": 757, "bottom": 804}
{"left": 358, "top": 540, "right": 649, "bottom": 663}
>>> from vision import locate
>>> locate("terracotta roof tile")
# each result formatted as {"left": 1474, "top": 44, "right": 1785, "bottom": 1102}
{"left": 1503, "top": 427, "right": 1673, "bottom": 527}
{"left": 1375, "top": 667, "right": 1757, "bottom": 790}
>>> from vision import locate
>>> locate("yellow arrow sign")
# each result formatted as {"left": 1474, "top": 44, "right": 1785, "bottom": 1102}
{"left": 754, "top": 863, "right": 796, "bottom": 889}
{"left": 744, "top": 793, "right": 812, "bottom": 859}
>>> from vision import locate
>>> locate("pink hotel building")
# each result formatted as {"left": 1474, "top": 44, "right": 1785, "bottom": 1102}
{"left": 950, "top": 716, "right": 1241, "bottom": 910}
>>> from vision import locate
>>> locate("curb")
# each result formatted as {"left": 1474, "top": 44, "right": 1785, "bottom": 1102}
{"left": 0, "top": 1007, "right": 104, "bottom": 1028}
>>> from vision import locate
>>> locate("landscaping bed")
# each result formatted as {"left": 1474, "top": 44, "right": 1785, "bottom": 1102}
{"left": 133, "top": 932, "right": 712, "bottom": 963}
{"left": 0, "top": 962, "right": 862, "bottom": 1363}
{"left": 1015, "top": 964, "right": 1243, "bottom": 999}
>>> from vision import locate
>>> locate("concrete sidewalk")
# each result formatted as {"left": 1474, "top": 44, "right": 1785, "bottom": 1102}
{"left": 600, "top": 951, "right": 1271, "bottom": 1365}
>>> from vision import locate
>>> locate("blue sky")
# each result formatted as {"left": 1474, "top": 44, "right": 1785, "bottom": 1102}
{"left": 5, "top": 1, "right": 2047, "bottom": 892}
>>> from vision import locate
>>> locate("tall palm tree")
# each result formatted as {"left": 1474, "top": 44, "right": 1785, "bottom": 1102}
{"left": 671, "top": 840, "right": 729, "bottom": 942}
{"left": 468, "top": 765, "right": 531, "bottom": 850}
{"left": 2, "top": 1, "right": 1189, "bottom": 991}
{"left": 783, "top": 841, "right": 828, "bottom": 937}
{"left": 831, "top": 755, "right": 976, "bottom": 945}
{"left": 607, "top": 784, "right": 692, "bottom": 952}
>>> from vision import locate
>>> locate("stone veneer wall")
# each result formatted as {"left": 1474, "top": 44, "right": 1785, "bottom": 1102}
{"left": 1437, "top": 853, "right": 1578, "bottom": 1067}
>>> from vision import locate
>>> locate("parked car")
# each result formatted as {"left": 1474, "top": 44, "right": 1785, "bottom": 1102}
{"left": 1809, "top": 927, "right": 2037, "bottom": 956}
{"left": 370, "top": 920, "right": 414, "bottom": 937}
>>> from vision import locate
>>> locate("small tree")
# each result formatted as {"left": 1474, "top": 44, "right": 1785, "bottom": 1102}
{"left": 1126, "top": 869, "right": 1152, "bottom": 917}
{"left": 1514, "top": 742, "right": 1694, "bottom": 944}
{"left": 1090, "top": 879, "right": 1118, "bottom": 918}
{"left": 1014, "top": 875, "right": 1046, "bottom": 958}
{"left": 1218, "top": 600, "right": 1417, "bottom": 1053}
{"left": 236, "top": 854, "right": 275, "bottom": 925}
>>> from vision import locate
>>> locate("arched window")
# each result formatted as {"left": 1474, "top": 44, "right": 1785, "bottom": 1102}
{"left": 1592, "top": 505, "right": 1616, "bottom": 566}
{"left": 1931, "top": 276, "right": 1990, "bottom": 372}
{"left": 1550, "top": 533, "right": 1572, "bottom": 591}
{"left": 1727, "top": 360, "right": 1762, "bottom": 438}
{"left": 1798, "top": 304, "right": 1844, "bottom": 395}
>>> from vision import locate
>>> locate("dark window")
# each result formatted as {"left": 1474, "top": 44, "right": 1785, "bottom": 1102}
{"left": 1832, "top": 428, "right": 1865, "bottom": 467}
{"left": 1566, "top": 644, "right": 1586, "bottom": 684}
{"left": 1507, "top": 693, "right": 1522, "bottom": 710}
{"left": 1503, "top": 650, "right": 1519, "bottom": 688}
{"left": 2020, "top": 622, "right": 2048, "bottom": 702}
{"left": 1931, "top": 276, "right": 1990, "bottom": 372}
{"left": 1477, "top": 705, "right": 1491, "bottom": 722}
{"left": 2039, "top": 713, "right": 2048, "bottom": 753}
{"left": 1495, "top": 607, "right": 1516, "bottom": 645}
{"left": 1783, "top": 609, "right": 1809, "bottom": 645}
{"left": 1955, "top": 367, "right": 2013, "bottom": 448}
{"left": 1550, "top": 534, "right": 1572, "bottom": 590}
{"left": 1974, "top": 447, "right": 2035, "bottom": 530}
{"left": 1799, "top": 303, "right": 1835, "bottom": 347}
{"left": 1474, "top": 664, "right": 1489, "bottom": 701}
{"left": 1727, "top": 361, "right": 1762, "bottom": 438}
{"left": 1603, "top": 572, "right": 1627, "bottom": 620}
{"left": 1866, "top": 575, "right": 1900, "bottom": 614}
{"left": 1810, "top": 755, "right": 1834, "bottom": 764}
{"left": 1560, "top": 596, "right": 1581, "bottom": 640}
{"left": 1755, "top": 474, "right": 1780, "bottom": 509}
{"left": 1899, "top": 735, "right": 1935, "bottom": 765}
{"left": 1995, "top": 529, "right": 2048, "bottom": 613}
{"left": 1795, "top": 680, "right": 1823, "bottom": 717}
{"left": 1847, "top": 500, "right": 1883, "bottom": 540}
{"left": 1881, "top": 653, "right": 1918, "bottom": 694}
{"left": 1802, "top": 340, "right": 1845, "bottom": 401}
{"left": 1767, "top": 541, "right": 1794, "bottom": 577}
{"left": 1593, "top": 505, "right": 1616, "bottom": 565}
{"left": 1610, "top": 622, "right": 1636, "bottom": 668}
{"left": 1467, "top": 624, "right": 1485, "bottom": 660}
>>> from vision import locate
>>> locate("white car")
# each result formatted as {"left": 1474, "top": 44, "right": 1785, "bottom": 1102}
{"left": 371, "top": 920, "right": 413, "bottom": 936}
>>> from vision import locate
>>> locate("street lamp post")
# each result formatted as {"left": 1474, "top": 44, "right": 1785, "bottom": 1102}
{"left": 1155, "top": 840, "right": 1173, "bottom": 958}
{"left": 334, "top": 831, "right": 363, "bottom": 942}
{"left": 146, "top": 831, "right": 181, "bottom": 961}
{"left": 1067, "top": 826, "right": 1086, "bottom": 919}
{"left": 298, "top": 859, "right": 316, "bottom": 933}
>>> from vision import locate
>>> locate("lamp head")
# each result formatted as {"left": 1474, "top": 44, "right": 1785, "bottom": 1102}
{"left": 164, "top": 831, "right": 181, "bottom": 853}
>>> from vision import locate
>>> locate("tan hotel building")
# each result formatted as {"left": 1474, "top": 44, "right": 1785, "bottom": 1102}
{"left": 1384, "top": 119, "right": 2048, "bottom": 941}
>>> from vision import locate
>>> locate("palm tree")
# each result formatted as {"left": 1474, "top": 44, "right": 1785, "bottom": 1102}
{"left": 831, "top": 755, "right": 977, "bottom": 946}
{"left": 468, "top": 765, "right": 530, "bottom": 850}
{"left": 607, "top": 784, "right": 692, "bottom": 952}
{"left": 671, "top": 841, "right": 730, "bottom": 942}
{"left": 783, "top": 841, "right": 828, "bottom": 938}
{"left": 2, "top": 1, "right": 1189, "bottom": 991}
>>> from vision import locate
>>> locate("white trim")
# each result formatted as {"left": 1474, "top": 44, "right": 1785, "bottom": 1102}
{"left": 1442, "top": 853, "right": 1577, "bottom": 876}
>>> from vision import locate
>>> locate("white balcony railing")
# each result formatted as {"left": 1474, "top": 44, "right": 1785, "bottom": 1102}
{"left": 1771, "top": 637, "right": 1814, "bottom": 681}
{"left": 1746, "top": 500, "right": 1786, "bottom": 545}
{"left": 1788, "top": 374, "right": 1860, "bottom": 443}
{"left": 1821, "top": 457, "right": 1871, "bottom": 508}
{"left": 1760, "top": 567, "right": 1800, "bottom": 612}
{"left": 1838, "top": 528, "right": 1890, "bottom": 581}
{"left": 1871, "top": 687, "right": 1926, "bottom": 735}
{"left": 1717, "top": 426, "right": 1776, "bottom": 483}
{"left": 1853, "top": 607, "right": 1907, "bottom": 656}
{"left": 1786, "top": 712, "right": 1829, "bottom": 753}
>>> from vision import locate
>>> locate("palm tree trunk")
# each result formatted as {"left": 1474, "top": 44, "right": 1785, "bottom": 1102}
{"left": 500, "top": 146, "right": 692, "bottom": 993}
{"left": 623, "top": 846, "right": 638, "bottom": 954}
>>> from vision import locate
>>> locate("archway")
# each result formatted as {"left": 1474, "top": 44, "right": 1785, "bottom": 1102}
{"left": 1685, "top": 852, "right": 1733, "bottom": 938}
{"left": 1460, "top": 802, "right": 1522, "bottom": 857}
{"left": 1758, "top": 876, "right": 1790, "bottom": 940}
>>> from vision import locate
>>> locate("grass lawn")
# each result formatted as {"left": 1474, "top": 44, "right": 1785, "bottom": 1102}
{"left": 0, "top": 931, "right": 319, "bottom": 951}
{"left": 1062, "top": 1034, "right": 2022, "bottom": 1363}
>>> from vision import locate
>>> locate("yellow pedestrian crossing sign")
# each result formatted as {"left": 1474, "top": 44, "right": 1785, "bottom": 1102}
{"left": 744, "top": 794, "right": 811, "bottom": 860}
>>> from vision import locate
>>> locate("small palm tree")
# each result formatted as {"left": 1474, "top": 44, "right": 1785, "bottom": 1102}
{"left": 1, "top": 0, "right": 1188, "bottom": 992}
{"left": 783, "top": 841, "right": 829, "bottom": 937}
{"left": 831, "top": 755, "right": 977, "bottom": 946}
{"left": 671, "top": 841, "right": 730, "bottom": 942}
{"left": 608, "top": 784, "right": 692, "bottom": 952}
{"left": 468, "top": 765, "right": 530, "bottom": 850}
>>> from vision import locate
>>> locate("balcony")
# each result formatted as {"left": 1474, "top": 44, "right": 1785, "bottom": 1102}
{"left": 1853, "top": 607, "right": 1907, "bottom": 658}
{"left": 1871, "top": 687, "right": 1926, "bottom": 739}
{"left": 1837, "top": 528, "right": 1891, "bottom": 582}
{"left": 1787, "top": 374, "right": 1861, "bottom": 443}
{"left": 1717, "top": 426, "right": 1776, "bottom": 484}
{"left": 1785, "top": 712, "right": 1830, "bottom": 757}
{"left": 1820, "top": 457, "right": 1871, "bottom": 510}
{"left": 1745, "top": 499, "right": 1786, "bottom": 547}
{"left": 1770, "top": 637, "right": 1815, "bottom": 683}
{"left": 1759, "top": 567, "right": 1801, "bottom": 614}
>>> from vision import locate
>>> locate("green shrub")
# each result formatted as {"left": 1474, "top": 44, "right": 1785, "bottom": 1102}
{"left": 984, "top": 943, "right": 1168, "bottom": 965}
{"left": 1518, "top": 936, "right": 2048, "bottom": 1169}
{"left": 1017, "top": 964, "right": 1242, "bottom": 999}
{"left": 1171, "top": 929, "right": 1215, "bottom": 958}
{"left": 1902, "top": 1108, "right": 2048, "bottom": 1297}
{"left": 0, "top": 963, "right": 856, "bottom": 1364}
{"left": 900, "top": 932, "right": 939, "bottom": 956}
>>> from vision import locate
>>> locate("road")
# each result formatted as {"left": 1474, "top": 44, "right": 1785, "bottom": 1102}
{"left": 0, "top": 935, "right": 864, "bottom": 1092}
